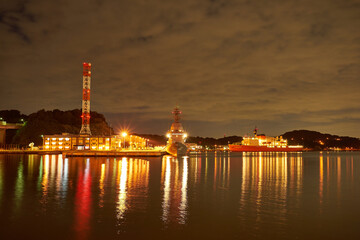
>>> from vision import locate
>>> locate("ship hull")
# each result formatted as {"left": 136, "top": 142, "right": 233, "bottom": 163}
{"left": 229, "top": 144, "right": 303, "bottom": 152}
{"left": 166, "top": 142, "right": 188, "bottom": 157}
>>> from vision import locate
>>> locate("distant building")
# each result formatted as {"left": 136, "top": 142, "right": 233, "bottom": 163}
{"left": 186, "top": 143, "right": 202, "bottom": 151}
{"left": 215, "top": 145, "right": 229, "bottom": 151}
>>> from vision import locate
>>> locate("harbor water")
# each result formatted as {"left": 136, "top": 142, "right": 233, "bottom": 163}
{"left": 0, "top": 152, "right": 359, "bottom": 239}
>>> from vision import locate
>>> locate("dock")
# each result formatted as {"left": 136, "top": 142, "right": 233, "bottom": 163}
{"left": 0, "top": 149, "right": 167, "bottom": 157}
{"left": 62, "top": 150, "right": 166, "bottom": 157}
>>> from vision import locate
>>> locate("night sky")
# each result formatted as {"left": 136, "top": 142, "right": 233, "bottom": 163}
{"left": 1, "top": 0, "right": 359, "bottom": 137}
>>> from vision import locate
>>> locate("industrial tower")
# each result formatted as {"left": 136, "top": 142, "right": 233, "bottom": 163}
{"left": 80, "top": 62, "right": 92, "bottom": 135}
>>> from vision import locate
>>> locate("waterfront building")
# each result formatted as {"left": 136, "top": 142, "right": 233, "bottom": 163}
{"left": 42, "top": 133, "right": 148, "bottom": 151}
{"left": 186, "top": 143, "right": 202, "bottom": 151}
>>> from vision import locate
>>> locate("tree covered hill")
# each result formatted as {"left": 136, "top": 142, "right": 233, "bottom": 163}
{"left": 0, "top": 110, "right": 27, "bottom": 123}
{"left": 11, "top": 109, "right": 112, "bottom": 146}
{"left": 282, "top": 130, "right": 360, "bottom": 150}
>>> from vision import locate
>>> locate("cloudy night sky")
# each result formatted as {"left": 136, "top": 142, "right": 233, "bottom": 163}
{"left": 0, "top": 0, "right": 359, "bottom": 137}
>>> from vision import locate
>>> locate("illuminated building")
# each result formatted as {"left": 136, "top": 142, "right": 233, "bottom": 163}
{"left": 43, "top": 134, "right": 118, "bottom": 150}
{"left": 42, "top": 134, "right": 148, "bottom": 151}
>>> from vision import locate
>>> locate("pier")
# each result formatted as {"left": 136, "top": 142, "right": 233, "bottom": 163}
{"left": 62, "top": 150, "right": 166, "bottom": 157}
{"left": 0, "top": 149, "right": 167, "bottom": 157}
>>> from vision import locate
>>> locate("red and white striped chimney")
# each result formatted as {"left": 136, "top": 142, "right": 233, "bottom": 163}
{"left": 80, "top": 62, "right": 91, "bottom": 135}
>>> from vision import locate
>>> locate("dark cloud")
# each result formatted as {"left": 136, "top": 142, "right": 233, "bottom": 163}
{"left": 0, "top": 1, "right": 35, "bottom": 43}
{"left": 0, "top": 0, "right": 359, "bottom": 137}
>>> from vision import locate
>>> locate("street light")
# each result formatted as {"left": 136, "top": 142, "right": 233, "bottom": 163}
{"left": 121, "top": 132, "right": 127, "bottom": 149}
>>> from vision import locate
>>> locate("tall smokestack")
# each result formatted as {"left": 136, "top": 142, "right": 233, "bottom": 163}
{"left": 80, "top": 62, "right": 91, "bottom": 135}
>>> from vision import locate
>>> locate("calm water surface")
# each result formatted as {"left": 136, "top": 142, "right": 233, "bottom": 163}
{"left": 0, "top": 152, "right": 359, "bottom": 239}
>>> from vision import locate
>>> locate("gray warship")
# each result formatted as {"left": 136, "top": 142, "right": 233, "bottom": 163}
{"left": 165, "top": 107, "right": 188, "bottom": 156}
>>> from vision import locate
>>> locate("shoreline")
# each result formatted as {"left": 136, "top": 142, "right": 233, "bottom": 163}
{"left": 0, "top": 149, "right": 166, "bottom": 157}
{"left": 0, "top": 149, "right": 358, "bottom": 156}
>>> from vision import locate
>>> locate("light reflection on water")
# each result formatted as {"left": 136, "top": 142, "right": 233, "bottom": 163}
{"left": 0, "top": 152, "right": 359, "bottom": 239}
{"left": 99, "top": 163, "right": 105, "bottom": 208}
{"left": 179, "top": 156, "right": 188, "bottom": 224}
{"left": 161, "top": 156, "right": 189, "bottom": 225}
{"left": 117, "top": 157, "right": 127, "bottom": 221}
{"left": 0, "top": 160, "right": 2, "bottom": 207}
{"left": 14, "top": 159, "right": 24, "bottom": 216}
{"left": 161, "top": 156, "right": 171, "bottom": 223}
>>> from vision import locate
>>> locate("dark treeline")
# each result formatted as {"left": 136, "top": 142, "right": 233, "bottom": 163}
{"left": 187, "top": 135, "right": 242, "bottom": 147}
{"left": 1, "top": 109, "right": 112, "bottom": 146}
{"left": 0, "top": 110, "right": 27, "bottom": 123}
{"left": 135, "top": 134, "right": 242, "bottom": 148}
{"left": 282, "top": 130, "right": 360, "bottom": 150}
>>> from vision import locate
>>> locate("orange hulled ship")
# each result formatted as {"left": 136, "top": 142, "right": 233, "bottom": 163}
{"left": 229, "top": 128, "right": 303, "bottom": 152}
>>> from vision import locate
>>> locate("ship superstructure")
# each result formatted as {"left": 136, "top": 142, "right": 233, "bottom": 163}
{"left": 229, "top": 128, "right": 303, "bottom": 152}
{"left": 165, "top": 107, "right": 188, "bottom": 156}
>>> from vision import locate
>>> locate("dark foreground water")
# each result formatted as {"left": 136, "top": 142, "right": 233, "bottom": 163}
{"left": 0, "top": 152, "right": 359, "bottom": 240}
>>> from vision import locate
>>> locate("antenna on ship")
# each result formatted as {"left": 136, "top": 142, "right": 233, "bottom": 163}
{"left": 172, "top": 106, "right": 181, "bottom": 123}
{"left": 253, "top": 126, "right": 258, "bottom": 137}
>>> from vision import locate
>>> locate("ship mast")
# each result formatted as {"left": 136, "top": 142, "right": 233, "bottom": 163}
{"left": 172, "top": 106, "right": 181, "bottom": 123}
{"left": 166, "top": 106, "right": 187, "bottom": 143}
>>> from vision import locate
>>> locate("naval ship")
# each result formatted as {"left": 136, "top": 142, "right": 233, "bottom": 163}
{"left": 229, "top": 128, "right": 303, "bottom": 152}
{"left": 165, "top": 107, "right": 188, "bottom": 156}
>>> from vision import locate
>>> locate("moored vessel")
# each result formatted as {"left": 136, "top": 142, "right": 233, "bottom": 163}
{"left": 229, "top": 128, "right": 303, "bottom": 152}
{"left": 165, "top": 107, "right": 188, "bottom": 156}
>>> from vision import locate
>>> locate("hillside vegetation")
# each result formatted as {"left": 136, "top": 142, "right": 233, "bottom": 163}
{"left": 282, "top": 130, "right": 360, "bottom": 150}
{"left": 12, "top": 109, "right": 112, "bottom": 146}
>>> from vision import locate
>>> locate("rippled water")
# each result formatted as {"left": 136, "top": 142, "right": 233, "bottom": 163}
{"left": 0, "top": 152, "right": 359, "bottom": 239}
